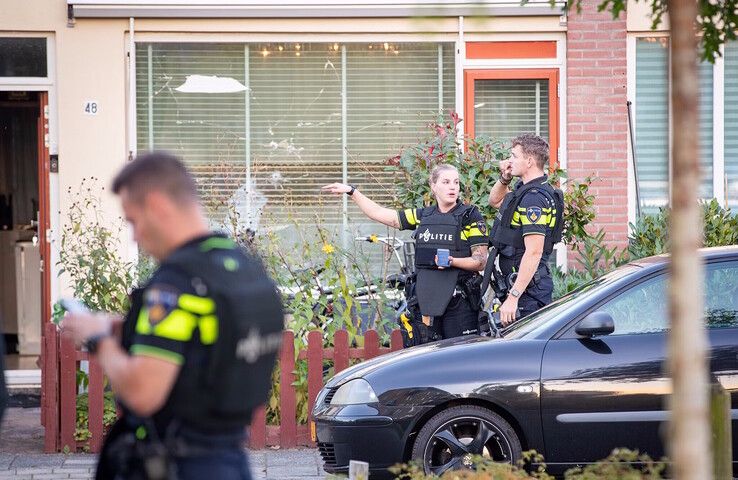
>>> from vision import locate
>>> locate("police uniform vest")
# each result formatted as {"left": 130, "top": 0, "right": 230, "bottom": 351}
{"left": 413, "top": 203, "right": 476, "bottom": 317}
{"left": 490, "top": 180, "right": 564, "bottom": 256}
{"left": 123, "top": 237, "right": 283, "bottom": 432}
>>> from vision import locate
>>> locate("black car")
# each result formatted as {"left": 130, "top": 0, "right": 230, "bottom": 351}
{"left": 313, "top": 247, "right": 738, "bottom": 477}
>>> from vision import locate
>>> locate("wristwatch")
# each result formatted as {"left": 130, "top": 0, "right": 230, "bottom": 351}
{"left": 509, "top": 288, "right": 522, "bottom": 298}
{"left": 85, "top": 332, "right": 111, "bottom": 355}
{"left": 346, "top": 185, "right": 356, "bottom": 196}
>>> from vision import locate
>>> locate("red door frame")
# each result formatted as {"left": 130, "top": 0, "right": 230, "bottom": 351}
{"left": 464, "top": 69, "right": 560, "bottom": 169}
{"left": 37, "top": 92, "right": 51, "bottom": 326}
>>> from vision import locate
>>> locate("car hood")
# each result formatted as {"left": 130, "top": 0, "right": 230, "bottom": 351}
{"left": 325, "top": 335, "right": 545, "bottom": 393}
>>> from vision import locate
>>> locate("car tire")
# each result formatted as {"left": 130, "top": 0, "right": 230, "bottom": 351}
{"left": 411, "top": 405, "right": 522, "bottom": 476}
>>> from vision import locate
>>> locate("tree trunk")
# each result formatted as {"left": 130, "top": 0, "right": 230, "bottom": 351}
{"left": 666, "top": 0, "right": 711, "bottom": 478}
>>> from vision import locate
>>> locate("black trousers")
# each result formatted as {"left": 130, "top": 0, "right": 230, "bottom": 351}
{"left": 429, "top": 295, "right": 479, "bottom": 339}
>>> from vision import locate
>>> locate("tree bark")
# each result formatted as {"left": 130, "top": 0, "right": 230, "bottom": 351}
{"left": 666, "top": 0, "right": 711, "bottom": 478}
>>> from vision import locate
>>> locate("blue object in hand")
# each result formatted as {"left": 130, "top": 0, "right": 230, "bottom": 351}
{"left": 436, "top": 248, "right": 450, "bottom": 267}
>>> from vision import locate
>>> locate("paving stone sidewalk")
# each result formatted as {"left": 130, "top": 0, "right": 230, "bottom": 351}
{"left": 0, "top": 449, "right": 328, "bottom": 480}
{"left": 1, "top": 408, "right": 329, "bottom": 479}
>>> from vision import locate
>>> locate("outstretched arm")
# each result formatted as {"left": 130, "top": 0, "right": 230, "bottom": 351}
{"left": 321, "top": 183, "right": 400, "bottom": 229}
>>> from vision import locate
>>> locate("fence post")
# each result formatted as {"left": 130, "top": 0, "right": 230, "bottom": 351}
{"left": 249, "top": 406, "right": 267, "bottom": 449}
{"left": 88, "top": 357, "right": 104, "bottom": 453}
{"left": 43, "top": 324, "right": 60, "bottom": 453}
{"left": 279, "top": 330, "right": 297, "bottom": 448}
{"left": 364, "top": 330, "right": 380, "bottom": 359}
{"left": 711, "top": 383, "right": 732, "bottom": 480}
{"left": 59, "top": 332, "right": 77, "bottom": 452}
{"left": 307, "top": 331, "right": 323, "bottom": 428}
{"left": 334, "top": 330, "right": 349, "bottom": 373}
{"left": 390, "top": 330, "right": 403, "bottom": 352}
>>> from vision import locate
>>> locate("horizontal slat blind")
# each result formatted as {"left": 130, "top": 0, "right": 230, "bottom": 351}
{"left": 135, "top": 43, "right": 247, "bottom": 226}
{"left": 473, "top": 79, "right": 549, "bottom": 143}
{"left": 136, "top": 42, "right": 455, "bottom": 242}
{"left": 635, "top": 37, "right": 669, "bottom": 213}
{"left": 698, "top": 59, "right": 713, "bottom": 199}
{"left": 726, "top": 41, "right": 738, "bottom": 209}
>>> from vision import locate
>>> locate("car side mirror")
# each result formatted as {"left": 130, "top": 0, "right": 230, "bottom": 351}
{"left": 575, "top": 311, "right": 615, "bottom": 338}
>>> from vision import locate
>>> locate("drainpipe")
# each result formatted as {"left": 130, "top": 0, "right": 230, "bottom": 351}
{"left": 128, "top": 17, "right": 136, "bottom": 161}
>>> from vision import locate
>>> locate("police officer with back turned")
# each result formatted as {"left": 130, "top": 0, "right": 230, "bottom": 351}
{"left": 322, "top": 164, "right": 488, "bottom": 343}
{"left": 62, "top": 152, "right": 283, "bottom": 480}
{"left": 488, "top": 134, "right": 564, "bottom": 327}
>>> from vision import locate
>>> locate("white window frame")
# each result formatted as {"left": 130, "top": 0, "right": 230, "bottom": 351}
{"left": 0, "top": 33, "right": 61, "bottom": 307}
{"left": 627, "top": 32, "right": 728, "bottom": 227}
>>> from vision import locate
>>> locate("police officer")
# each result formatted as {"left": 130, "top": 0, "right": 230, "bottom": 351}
{"left": 62, "top": 152, "right": 283, "bottom": 480}
{"left": 322, "top": 164, "right": 488, "bottom": 340}
{"left": 488, "top": 134, "right": 563, "bottom": 326}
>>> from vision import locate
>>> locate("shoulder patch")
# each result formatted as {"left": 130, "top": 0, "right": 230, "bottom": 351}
{"left": 476, "top": 220, "right": 487, "bottom": 235}
{"left": 526, "top": 206, "right": 542, "bottom": 224}
{"left": 145, "top": 285, "right": 180, "bottom": 325}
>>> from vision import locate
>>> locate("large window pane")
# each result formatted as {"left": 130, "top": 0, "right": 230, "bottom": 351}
{"left": 635, "top": 37, "right": 669, "bottom": 213}
{"left": 473, "top": 79, "right": 549, "bottom": 144}
{"left": 136, "top": 42, "right": 455, "bottom": 240}
{"left": 726, "top": 41, "right": 738, "bottom": 209}
{"left": 0, "top": 38, "right": 46, "bottom": 77}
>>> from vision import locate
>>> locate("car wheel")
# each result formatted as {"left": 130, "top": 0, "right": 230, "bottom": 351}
{"left": 411, "top": 405, "right": 522, "bottom": 476}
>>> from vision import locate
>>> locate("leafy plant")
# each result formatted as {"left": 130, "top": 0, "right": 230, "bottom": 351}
{"left": 628, "top": 200, "right": 738, "bottom": 260}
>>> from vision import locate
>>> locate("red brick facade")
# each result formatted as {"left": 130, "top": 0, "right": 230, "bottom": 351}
{"left": 566, "top": 1, "right": 629, "bottom": 248}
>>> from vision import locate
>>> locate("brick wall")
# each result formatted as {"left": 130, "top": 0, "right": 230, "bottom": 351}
{"left": 566, "top": 0, "right": 629, "bottom": 249}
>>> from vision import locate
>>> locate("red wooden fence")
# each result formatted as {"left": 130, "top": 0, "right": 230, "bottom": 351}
{"left": 42, "top": 323, "right": 403, "bottom": 453}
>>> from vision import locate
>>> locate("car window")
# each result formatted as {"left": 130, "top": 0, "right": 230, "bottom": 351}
{"left": 598, "top": 274, "right": 669, "bottom": 335}
{"left": 592, "top": 259, "right": 738, "bottom": 336}
{"left": 704, "top": 261, "right": 738, "bottom": 329}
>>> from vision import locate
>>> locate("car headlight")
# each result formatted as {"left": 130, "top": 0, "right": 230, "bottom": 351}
{"left": 330, "top": 379, "right": 378, "bottom": 405}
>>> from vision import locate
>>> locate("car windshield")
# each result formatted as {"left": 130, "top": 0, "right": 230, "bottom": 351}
{"left": 501, "top": 264, "right": 643, "bottom": 339}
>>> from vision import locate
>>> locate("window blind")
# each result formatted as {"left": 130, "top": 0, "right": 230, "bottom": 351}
{"left": 136, "top": 42, "right": 455, "bottom": 246}
{"left": 698, "top": 59, "right": 713, "bottom": 199}
{"left": 726, "top": 42, "right": 738, "bottom": 209}
{"left": 635, "top": 37, "right": 670, "bottom": 212}
{"left": 473, "top": 79, "right": 550, "bottom": 144}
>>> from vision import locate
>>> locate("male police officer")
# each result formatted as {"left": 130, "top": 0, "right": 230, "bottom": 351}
{"left": 488, "top": 134, "right": 563, "bottom": 326}
{"left": 62, "top": 152, "right": 283, "bottom": 480}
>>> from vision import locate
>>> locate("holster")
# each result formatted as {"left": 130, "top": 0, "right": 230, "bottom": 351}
{"left": 398, "top": 311, "right": 440, "bottom": 348}
{"left": 459, "top": 275, "right": 482, "bottom": 312}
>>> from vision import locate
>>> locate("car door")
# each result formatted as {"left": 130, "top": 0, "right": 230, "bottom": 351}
{"left": 703, "top": 260, "right": 738, "bottom": 467}
{"left": 540, "top": 258, "right": 738, "bottom": 468}
{"left": 540, "top": 270, "right": 671, "bottom": 465}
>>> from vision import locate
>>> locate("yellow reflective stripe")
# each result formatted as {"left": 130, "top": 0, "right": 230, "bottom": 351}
{"left": 130, "top": 344, "right": 184, "bottom": 365}
{"left": 198, "top": 315, "right": 219, "bottom": 345}
{"left": 519, "top": 214, "right": 551, "bottom": 226}
{"left": 460, "top": 227, "right": 483, "bottom": 240}
{"left": 136, "top": 309, "right": 152, "bottom": 335}
{"left": 404, "top": 208, "right": 418, "bottom": 226}
{"left": 199, "top": 237, "right": 236, "bottom": 252}
{"left": 178, "top": 294, "right": 216, "bottom": 315}
{"left": 152, "top": 309, "right": 197, "bottom": 341}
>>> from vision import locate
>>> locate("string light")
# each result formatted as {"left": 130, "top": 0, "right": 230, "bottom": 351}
{"left": 383, "top": 42, "right": 389, "bottom": 51}
{"left": 261, "top": 48, "right": 269, "bottom": 57}
{"left": 296, "top": 51, "right": 301, "bottom": 57}
{"left": 368, "top": 44, "right": 373, "bottom": 49}
{"left": 333, "top": 43, "right": 339, "bottom": 51}
{"left": 295, "top": 44, "right": 301, "bottom": 50}
{"left": 278, "top": 45, "right": 284, "bottom": 51}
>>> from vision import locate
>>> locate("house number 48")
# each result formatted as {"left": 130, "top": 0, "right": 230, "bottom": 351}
{"left": 83, "top": 101, "right": 99, "bottom": 115}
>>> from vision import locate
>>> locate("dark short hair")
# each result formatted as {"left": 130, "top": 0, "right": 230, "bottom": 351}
{"left": 511, "top": 133, "right": 549, "bottom": 170}
{"left": 112, "top": 151, "right": 198, "bottom": 203}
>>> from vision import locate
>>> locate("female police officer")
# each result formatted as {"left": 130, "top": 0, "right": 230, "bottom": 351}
{"left": 322, "top": 164, "right": 488, "bottom": 340}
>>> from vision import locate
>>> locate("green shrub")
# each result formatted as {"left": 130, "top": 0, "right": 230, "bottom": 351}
{"left": 628, "top": 199, "right": 738, "bottom": 260}
{"left": 386, "top": 449, "right": 665, "bottom": 480}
